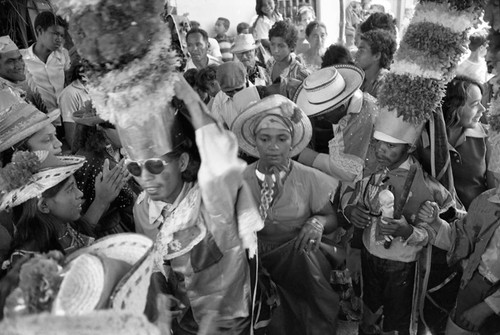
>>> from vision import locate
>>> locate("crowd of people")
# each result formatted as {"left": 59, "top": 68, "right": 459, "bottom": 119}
{"left": 0, "top": 1, "right": 499, "bottom": 335}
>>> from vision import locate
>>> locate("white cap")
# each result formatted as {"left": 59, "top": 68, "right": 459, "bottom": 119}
{"left": 0, "top": 36, "right": 18, "bottom": 53}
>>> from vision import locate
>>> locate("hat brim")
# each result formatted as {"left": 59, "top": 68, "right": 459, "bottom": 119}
{"left": 0, "top": 109, "right": 60, "bottom": 152}
{"left": 231, "top": 45, "right": 258, "bottom": 54}
{"left": 67, "top": 233, "right": 154, "bottom": 314}
{"left": 231, "top": 96, "right": 312, "bottom": 158}
{"left": 0, "top": 155, "right": 85, "bottom": 210}
{"left": 293, "top": 64, "right": 364, "bottom": 117}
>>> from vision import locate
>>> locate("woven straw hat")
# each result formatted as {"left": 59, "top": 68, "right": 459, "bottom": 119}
{"left": 231, "top": 94, "right": 312, "bottom": 158}
{"left": 0, "top": 153, "right": 85, "bottom": 211}
{"left": 0, "top": 90, "right": 60, "bottom": 152}
{"left": 292, "top": 64, "right": 364, "bottom": 117}
{"left": 231, "top": 34, "right": 258, "bottom": 54}
{"left": 53, "top": 234, "right": 154, "bottom": 316}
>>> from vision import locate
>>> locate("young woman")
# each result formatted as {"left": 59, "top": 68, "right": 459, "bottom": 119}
{"left": 232, "top": 95, "right": 340, "bottom": 334}
{"left": 1, "top": 152, "right": 91, "bottom": 266}
{"left": 297, "top": 21, "right": 328, "bottom": 73}
{"left": 252, "top": 0, "right": 282, "bottom": 44}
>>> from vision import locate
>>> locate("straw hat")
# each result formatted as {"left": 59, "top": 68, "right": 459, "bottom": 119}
{"left": 0, "top": 152, "right": 85, "bottom": 211}
{"left": 73, "top": 100, "right": 105, "bottom": 126}
{"left": 231, "top": 34, "right": 258, "bottom": 54}
{"left": 53, "top": 233, "right": 154, "bottom": 316}
{"left": 0, "top": 35, "right": 18, "bottom": 53}
{"left": 292, "top": 64, "right": 364, "bottom": 117}
{"left": 231, "top": 94, "right": 312, "bottom": 158}
{"left": 0, "top": 90, "right": 60, "bottom": 152}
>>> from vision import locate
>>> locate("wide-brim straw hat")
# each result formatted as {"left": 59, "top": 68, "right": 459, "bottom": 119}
{"left": 293, "top": 64, "right": 364, "bottom": 117}
{"left": 0, "top": 154, "right": 85, "bottom": 211}
{"left": 53, "top": 234, "right": 154, "bottom": 316}
{"left": 231, "top": 33, "right": 258, "bottom": 54}
{"left": 0, "top": 90, "right": 60, "bottom": 152}
{"left": 232, "top": 94, "right": 312, "bottom": 158}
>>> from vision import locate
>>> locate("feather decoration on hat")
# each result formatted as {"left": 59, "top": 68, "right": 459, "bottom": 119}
{"left": 377, "top": 0, "right": 487, "bottom": 125}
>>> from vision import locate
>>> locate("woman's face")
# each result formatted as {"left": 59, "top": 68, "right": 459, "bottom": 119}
{"left": 307, "top": 26, "right": 327, "bottom": 50}
{"left": 300, "top": 11, "right": 315, "bottom": 27}
{"left": 132, "top": 154, "right": 186, "bottom": 203}
{"left": 44, "top": 176, "right": 84, "bottom": 222}
{"left": 26, "top": 124, "right": 63, "bottom": 155}
{"left": 270, "top": 37, "right": 292, "bottom": 62}
{"left": 261, "top": 0, "right": 275, "bottom": 16}
{"left": 255, "top": 128, "right": 292, "bottom": 167}
{"left": 458, "top": 85, "right": 485, "bottom": 129}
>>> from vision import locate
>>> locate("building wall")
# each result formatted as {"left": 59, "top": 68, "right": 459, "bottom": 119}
{"left": 176, "top": 0, "right": 256, "bottom": 37}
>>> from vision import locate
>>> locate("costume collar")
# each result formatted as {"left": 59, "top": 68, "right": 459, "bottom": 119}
{"left": 24, "top": 44, "right": 65, "bottom": 62}
{"left": 148, "top": 182, "right": 190, "bottom": 224}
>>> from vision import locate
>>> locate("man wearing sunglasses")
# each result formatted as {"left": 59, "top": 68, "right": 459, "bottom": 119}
{"left": 128, "top": 74, "right": 260, "bottom": 334}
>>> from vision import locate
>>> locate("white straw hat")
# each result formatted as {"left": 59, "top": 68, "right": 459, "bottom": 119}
{"left": 232, "top": 94, "right": 312, "bottom": 158}
{"left": 231, "top": 34, "right": 258, "bottom": 54}
{"left": 0, "top": 152, "right": 85, "bottom": 211}
{"left": 293, "top": 64, "right": 364, "bottom": 117}
{"left": 53, "top": 234, "right": 154, "bottom": 316}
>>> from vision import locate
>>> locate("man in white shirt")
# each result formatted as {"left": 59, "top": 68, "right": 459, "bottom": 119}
{"left": 184, "top": 28, "right": 222, "bottom": 71}
{"left": 21, "top": 12, "right": 71, "bottom": 119}
{"left": 0, "top": 35, "right": 46, "bottom": 112}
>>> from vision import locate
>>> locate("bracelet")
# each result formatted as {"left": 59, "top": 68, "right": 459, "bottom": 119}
{"left": 307, "top": 217, "right": 324, "bottom": 234}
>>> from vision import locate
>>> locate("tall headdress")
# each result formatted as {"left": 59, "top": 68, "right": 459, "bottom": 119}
{"left": 54, "top": 0, "right": 181, "bottom": 160}
{"left": 376, "top": 0, "right": 486, "bottom": 182}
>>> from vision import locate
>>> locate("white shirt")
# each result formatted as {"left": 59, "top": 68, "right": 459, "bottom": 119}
{"left": 210, "top": 86, "right": 260, "bottom": 129}
{"left": 184, "top": 54, "right": 222, "bottom": 71}
{"left": 58, "top": 80, "right": 90, "bottom": 123}
{"left": 21, "top": 45, "right": 71, "bottom": 113}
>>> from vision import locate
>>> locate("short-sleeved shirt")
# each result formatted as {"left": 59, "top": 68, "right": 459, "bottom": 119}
{"left": 21, "top": 45, "right": 71, "bottom": 113}
{"left": 252, "top": 13, "right": 283, "bottom": 41}
{"left": 58, "top": 80, "right": 90, "bottom": 123}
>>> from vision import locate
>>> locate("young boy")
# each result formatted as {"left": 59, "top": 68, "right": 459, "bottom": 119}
{"left": 236, "top": 22, "right": 250, "bottom": 35}
{"left": 342, "top": 110, "right": 456, "bottom": 335}
{"left": 355, "top": 28, "right": 397, "bottom": 98}
{"left": 214, "top": 17, "right": 234, "bottom": 62}
{"left": 21, "top": 12, "right": 71, "bottom": 116}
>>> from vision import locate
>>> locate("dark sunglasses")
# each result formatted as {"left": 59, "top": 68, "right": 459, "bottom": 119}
{"left": 125, "top": 158, "right": 171, "bottom": 177}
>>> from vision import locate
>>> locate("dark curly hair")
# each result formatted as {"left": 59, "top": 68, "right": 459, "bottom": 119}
{"left": 268, "top": 20, "right": 298, "bottom": 51}
{"left": 442, "top": 75, "right": 484, "bottom": 128}
{"left": 196, "top": 65, "right": 218, "bottom": 92}
{"left": 359, "top": 12, "right": 397, "bottom": 36}
{"left": 321, "top": 44, "right": 354, "bottom": 68}
{"left": 360, "top": 29, "right": 397, "bottom": 69}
